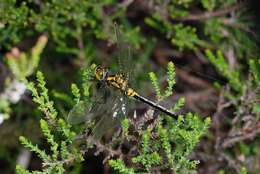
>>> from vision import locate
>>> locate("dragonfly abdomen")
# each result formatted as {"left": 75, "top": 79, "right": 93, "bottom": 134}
{"left": 93, "top": 65, "right": 177, "bottom": 118}
{"left": 126, "top": 87, "right": 137, "bottom": 97}
{"left": 133, "top": 93, "right": 177, "bottom": 118}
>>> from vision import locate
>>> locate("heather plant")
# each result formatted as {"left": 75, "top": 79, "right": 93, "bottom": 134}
{"left": 0, "top": 0, "right": 259, "bottom": 173}
{"left": 142, "top": 1, "right": 260, "bottom": 172}
{"left": 16, "top": 72, "right": 83, "bottom": 174}
{"left": 0, "top": 0, "right": 144, "bottom": 59}
{"left": 0, "top": 35, "right": 47, "bottom": 124}
{"left": 16, "top": 62, "right": 210, "bottom": 174}
{"left": 205, "top": 50, "right": 260, "bottom": 173}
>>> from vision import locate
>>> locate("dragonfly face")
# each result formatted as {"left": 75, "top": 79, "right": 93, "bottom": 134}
{"left": 92, "top": 64, "right": 108, "bottom": 81}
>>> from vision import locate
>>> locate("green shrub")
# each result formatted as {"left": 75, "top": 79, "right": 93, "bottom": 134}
{"left": 17, "top": 62, "right": 210, "bottom": 173}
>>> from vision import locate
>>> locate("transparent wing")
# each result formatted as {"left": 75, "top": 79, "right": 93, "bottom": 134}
{"left": 126, "top": 45, "right": 135, "bottom": 85}
{"left": 114, "top": 23, "right": 133, "bottom": 81}
{"left": 67, "top": 100, "right": 92, "bottom": 125}
{"left": 67, "top": 82, "right": 111, "bottom": 125}
{"left": 91, "top": 92, "right": 129, "bottom": 139}
{"left": 67, "top": 82, "right": 129, "bottom": 139}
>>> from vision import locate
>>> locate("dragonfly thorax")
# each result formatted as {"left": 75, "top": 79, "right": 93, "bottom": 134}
{"left": 93, "top": 64, "right": 137, "bottom": 97}
{"left": 106, "top": 74, "right": 128, "bottom": 91}
{"left": 106, "top": 74, "right": 137, "bottom": 97}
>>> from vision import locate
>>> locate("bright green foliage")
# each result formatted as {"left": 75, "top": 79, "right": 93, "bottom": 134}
{"left": 149, "top": 72, "right": 162, "bottom": 101}
{"left": 0, "top": 0, "right": 257, "bottom": 173}
{"left": 131, "top": 129, "right": 162, "bottom": 172}
{"left": 149, "top": 61, "right": 176, "bottom": 101}
{"left": 16, "top": 165, "right": 31, "bottom": 174}
{"left": 27, "top": 72, "right": 58, "bottom": 121}
{"left": 52, "top": 90, "right": 75, "bottom": 107}
{"left": 0, "top": 1, "right": 29, "bottom": 48}
{"left": 206, "top": 49, "right": 243, "bottom": 92}
{"left": 81, "top": 67, "right": 94, "bottom": 98}
{"left": 205, "top": 50, "right": 259, "bottom": 119}
{"left": 145, "top": 16, "right": 200, "bottom": 51}
{"left": 157, "top": 123, "right": 174, "bottom": 167}
{"left": 17, "top": 72, "right": 83, "bottom": 174}
{"left": 144, "top": 17, "right": 167, "bottom": 34}
{"left": 0, "top": 0, "right": 144, "bottom": 58}
{"left": 109, "top": 62, "right": 211, "bottom": 174}
{"left": 249, "top": 59, "right": 260, "bottom": 85}
{"left": 165, "top": 62, "right": 176, "bottom": 97}
{"left": 109, "top": 114, "right": 210, "bottom": 174}
{"left": 171, "top": 24, "right": 199, "bottom": 51}
{"left": 71, "top": 83, "right": 81, "bottom": 103}
{"left": 204, "top": 18, "right": 224, "bottom": 43}
{"left": 201, "top": 0, "right": 216, "bottom": 11}
{"left": 144, "top": 1, "right": 202, "bottom": 50}
{"left": 205, "top": 47, "right": 259, "bottom": 173}
{"left": 5, "top": 35, "right": 48, "bottom": 81}
{"left": 248, "top": 59, "right": 260, "bottom": 116}
{"left": 132, "top": 152, "right": 162, "bottom": 170}
{"left": 172, "top": 97, "right": 185, "bottom": 113}
{"left": 0, "top": 100, "right": 11, "bottom": 120}
{"left": 19, "top": 136, "right": 51, "bottom": 162}
{"left": 143, "top": 0, "right": 256, "bottom": 63}
{"left": 239, "top": 167, "right": 247, "bottom": 174}
{"left": 239, "top": 143, "right": 251, "bottom": 156}
{"left": 165, "top": 114, "right": 210, "bottom": 172}
{"left": 109, "top": 159, "right": 135, "bottom": 174}
{"left": 0, "top": 36, "right": 46, "bottom": 121}
{"left": 40, "top": 119, "right": 59, "bottom": 159}
{"left": 13, "top": 58, "right": 211, "bottom": 174}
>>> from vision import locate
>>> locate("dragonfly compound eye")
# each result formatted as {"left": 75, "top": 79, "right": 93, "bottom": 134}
{"left": 95, "top": 66, "right": 107, "bottom": 81}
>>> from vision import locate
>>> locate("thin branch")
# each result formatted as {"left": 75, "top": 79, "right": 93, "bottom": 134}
{"left": 174, "top": 3, "right": 245, "bottom": 21}
{"left": 219, "top": 152, "right": 241, "bottom": 174}
{"left": 222, "top": 123, "right": 260, "bottom": 148}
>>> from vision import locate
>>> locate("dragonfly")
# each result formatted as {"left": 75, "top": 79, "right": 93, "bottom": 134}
{"left": 67, "top": 24, "right": 177, "bottom": 139}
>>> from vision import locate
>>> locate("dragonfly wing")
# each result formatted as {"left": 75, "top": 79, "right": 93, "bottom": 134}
{"left": 67, "top": 82, "right": 110, "bottom": 125}
{"left": 91, "top": 110, "right": 118, "bottom": 140}
{"left": 67, "top": 100, "right": 95, "bottom": 125}
{"left": 114, "top": 23, "right": 133, "bottom": 81}
{"left": 91, "top": 93, "right": 129, "bottom": 140}
{"left": 125, "top": 46, "right": 134, "bottom": 84}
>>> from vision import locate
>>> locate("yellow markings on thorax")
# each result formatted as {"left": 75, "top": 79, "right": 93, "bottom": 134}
{"left": 93, "top": 65, "right": 137, "bottom": 97}
{"left": 106, "top": 74, "right": 137, "bottom": 97}
{"left": 106, "top": 74, "right": 127, "bottom": 90}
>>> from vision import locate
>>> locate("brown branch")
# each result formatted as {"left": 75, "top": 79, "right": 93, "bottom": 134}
{"left": 174, "top": 3, "right": 245, "bottom": 22}
{"left": 87, "top": 136, "right": 122, "bottom": 163}
{"left": 212, "top": 88, "right": 230, "bottom": 150}
{"left": 222, "top": 123, "right": 260, "bottom": 148}
{"left": 219, "top": 152, "right": 241, "bottom": 174}
{"left": 178, "top": 88, "right": 218, "bottom": 114}
{"left": 222, "top": 18, "right": 258, "bottom": 38}
{"left": 175, "top": 66, "right": 212, "bottom": 88}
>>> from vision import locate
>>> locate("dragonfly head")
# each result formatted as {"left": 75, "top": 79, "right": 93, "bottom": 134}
{"left": 91, "top": 64, "right": 108, "bottom": 81}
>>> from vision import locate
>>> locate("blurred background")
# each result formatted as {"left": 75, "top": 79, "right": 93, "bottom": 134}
{"left": 0, "top": 0, "right": 259, "bottom": 173}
